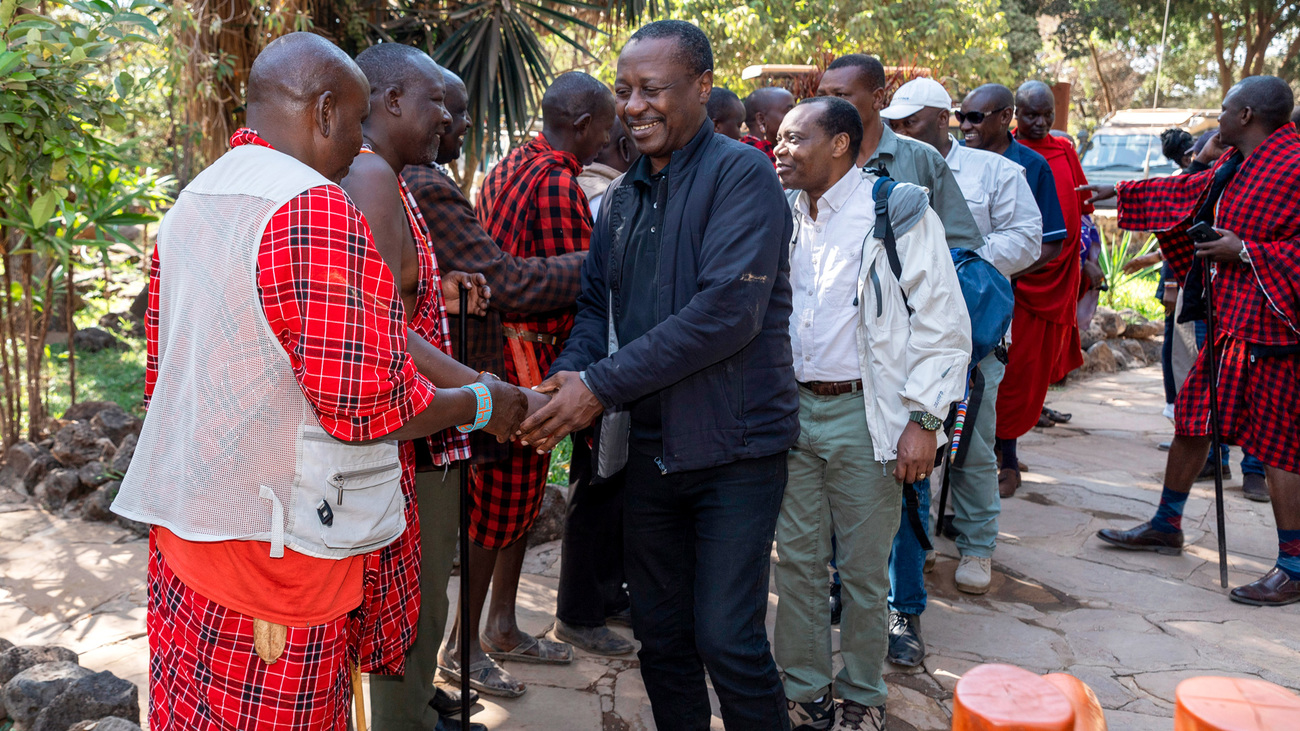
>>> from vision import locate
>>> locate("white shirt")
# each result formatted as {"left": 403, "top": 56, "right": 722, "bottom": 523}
{"left": 789, "top": 168, "right": 873, "bottom": 383}
{"left": 943, "top": 136, "right": 1042, "bottom": 277}
{"left": 589, "top": 191, "right": 605, "bottom": 222}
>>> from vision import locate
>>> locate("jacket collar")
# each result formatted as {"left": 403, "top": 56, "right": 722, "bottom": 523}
{"left": 664, "top": 118, "right": 716, "bottom": 177}
{"left": 866, "top": 125, "right": 900, "bottom": 166}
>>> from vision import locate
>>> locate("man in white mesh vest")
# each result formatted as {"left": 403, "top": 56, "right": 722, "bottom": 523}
{"left": 111, "top": 33, "right": 526, "bottom": 729}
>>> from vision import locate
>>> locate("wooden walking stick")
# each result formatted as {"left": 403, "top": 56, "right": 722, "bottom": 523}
{"left": 458, "top": 287, "right": 473, "bottom": 722}
{"left": 1202, "top": 261, "right": 1230, "bottom": 589}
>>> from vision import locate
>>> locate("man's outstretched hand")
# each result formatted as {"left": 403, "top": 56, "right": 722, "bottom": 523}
{"left": 1077, "top": 183, "right": 1117, "bottom": 207}
{"left": 480, "top": 374, "right": 528, "bottom": 442}
{"left": 443, "top": 271, "right": 490, "bottom": 316}
{"left": 517, "top": 371, "right": 604, "bottom": 454}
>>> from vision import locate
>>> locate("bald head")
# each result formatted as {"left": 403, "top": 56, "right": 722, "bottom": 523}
{"left": 355, "top": 43, "right": 441, "bottom": 100}
{"left": 1015, "top": 80, "right": 1055, "bottom": 140}
{"left": 245, "top": 32, "right": 369, "bottom": 183}
{"left": 542, "top": 72, "right": 614, "bottom": 128}
{"left": 541, "top": 72, "right": 616, "bottom": 165}
{"left": 247, "top": 32, "right": 365, "bottom": 113}
{"left": 959, "top": 84, "right": 1015, "bottom": 153}
{"left": 1220, "top": 75, "right": 1296, "bottom": 152}
{"left": 745, "top": 87, "right": 796, "bottom": 144}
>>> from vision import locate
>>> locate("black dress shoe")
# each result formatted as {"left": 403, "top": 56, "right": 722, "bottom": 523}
{"left": 887, "top": 611, "right": 925, "bottom": 667}
{"left": 1096, "top": 522, "right": 1183, "bottom": 555}
{"left": 432, "top": 684, "right": 479, "bottom": 717}
{"left": 829, "top": 581, "right": 842, "bottom": 626}
{"left": 1196, "top": 460, "right": 1232, "bottom": 482}
{"left": 1230, "top": 567, "right": 1300, "bottom": 606}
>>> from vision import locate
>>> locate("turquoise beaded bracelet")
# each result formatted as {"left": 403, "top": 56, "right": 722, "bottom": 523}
{"left": 457, "top": 382, "right": 493, "bottom": 433}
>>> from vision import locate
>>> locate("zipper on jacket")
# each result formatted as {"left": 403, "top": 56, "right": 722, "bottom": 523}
{"left": 327, "top": 461, "right": 400, "bottom": 505}
{"left": 654, "top": 457, "right": 667, "bottom": 475}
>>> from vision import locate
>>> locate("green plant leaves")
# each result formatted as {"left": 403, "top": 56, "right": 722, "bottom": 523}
{"left": 29, "top": 189, "right": 60, "bottom": 228}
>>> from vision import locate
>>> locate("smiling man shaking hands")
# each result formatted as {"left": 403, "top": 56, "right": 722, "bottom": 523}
{"left": 516, "top": 19, "right": 799, "bottom": 731}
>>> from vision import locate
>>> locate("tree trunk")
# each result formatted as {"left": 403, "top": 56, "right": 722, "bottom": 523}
{"left": 21, "top": 249, "right": 39, "bottom": 442}
{"left": 66, "top": 251, "right": 77, "bottom": 407}
{"left": 1089, "top": 40, "right": 1115, "bottom": 115}
{"left": 1211, "top": 12, "right": 1235, "bottom": 98}
{"left": 0, "top": 228, "right": 17, "bottom": 447}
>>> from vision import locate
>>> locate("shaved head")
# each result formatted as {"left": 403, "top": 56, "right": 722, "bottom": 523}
{"left": 355, "top": 43, "right": 441, "bottom": 100}
{"left": 541, "top": 71, "right": 616, "bottom": 165}
{"left": 244, "top": 32, "right": 369, "bottom": 183}
{"left": 1219, "top": 75, "right": 1296, "bottom": 152}
{"left": 1229, "top": 75, "right": 1294, "bottom": 130}
{"left": 969, "top": 83, "right": 1014, "bottom": 111}
{"left": 247, "top": 32, "right": 365, "bottom": 113}
{"left": 542, "top": 71, "right": 614, "bottom": 127}
{"left": 1015, "top": 80, "right": 1055, "bottom": 140}
{"left": 744, "top": 86, "right": 796, "bottom": 144}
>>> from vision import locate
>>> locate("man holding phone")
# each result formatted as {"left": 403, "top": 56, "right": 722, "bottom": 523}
{"left": 1082, "top": 76, "right": 1300, "bottom": 607}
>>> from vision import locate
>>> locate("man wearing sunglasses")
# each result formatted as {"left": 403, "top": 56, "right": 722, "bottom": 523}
{"left": 959, "top": 83, "right": 1070, "bottom": 503}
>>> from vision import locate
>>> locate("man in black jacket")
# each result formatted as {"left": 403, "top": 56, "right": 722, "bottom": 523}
{"left": 518, "top": 19, "right": 798, "bottom": 731}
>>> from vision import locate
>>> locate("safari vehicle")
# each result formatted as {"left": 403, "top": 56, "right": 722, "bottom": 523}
{"left": 1080, "top": 108, "right": 1220, "bottom": 206}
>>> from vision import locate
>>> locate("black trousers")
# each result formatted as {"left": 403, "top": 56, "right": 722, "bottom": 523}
{"left": 556, "top": 433, "right": 629, "bottom": 627}
{"left": 624, "top": 449, "right": 790, "bottom": 731}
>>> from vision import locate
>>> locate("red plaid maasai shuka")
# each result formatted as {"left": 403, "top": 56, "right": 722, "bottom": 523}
{"left": 1116, "top": 124, "right": 1300, "bottom": 346}
{"left": 741, "top": 133, "right": 777, "bottom": 165}
{"left": 1174, "top": 336, "right": 1300, "bottom": 473}
{"left": 148, "top": 531, "right": 379, "bottom": 730}
{"left": 1117, "top": 124, "right": 1300, "bottom": 473}
{"left": 469, "top": 134, "right": 591, "bottom": 549}
{"left": 145, "top": 131, "right": 434, "bottom": 714}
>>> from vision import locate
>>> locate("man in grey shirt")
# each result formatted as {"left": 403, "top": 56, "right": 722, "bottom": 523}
{"left": 816, "top": 54, "right": 982, "bottom": 252}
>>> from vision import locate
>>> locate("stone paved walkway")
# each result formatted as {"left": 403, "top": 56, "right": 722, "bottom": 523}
{"left": 1, "top": 365, "right": 1296, "bottom": 730}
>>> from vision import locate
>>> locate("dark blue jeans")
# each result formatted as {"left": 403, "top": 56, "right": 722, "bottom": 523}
{"left": 624, "top": 449, "right": 790, "bottom": 731}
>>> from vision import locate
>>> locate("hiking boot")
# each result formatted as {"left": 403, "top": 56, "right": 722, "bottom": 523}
{"left": 1196, "top": 460, "right": 1232, "bottom": 482}
{"left": 954, "top": 556, "right": 992, "bottom": 594}
{"left": 832, "top": 700, "right": 886, "bottom": 731}
{"left": 887, "top": 611, "right": 925, "bottom": 667}
{"left": 548, "top": 620, "right": 634, "bottom": 657}
{"left": 788, "top": 693, "right": 835, "bottom": 731}
{"left": 1242, "top": 473, "right": 1270, "bottom": 502}
{"left": 1096, "top": 522, "right": 1183, "bottom": 555}
{"left": 829, "top": 581, "right": 843, "bottom": 626}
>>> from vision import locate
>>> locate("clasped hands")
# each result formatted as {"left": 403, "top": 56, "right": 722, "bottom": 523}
{"left": 476, "top": 370, "right": 602, "bottom": 451}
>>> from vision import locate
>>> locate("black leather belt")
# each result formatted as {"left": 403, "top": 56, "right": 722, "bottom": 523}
{"left": 504, "top": 327, "right": 559, "bottom": 345}
{"left": 799, "top": 380, "right": 863, "bottom": 396}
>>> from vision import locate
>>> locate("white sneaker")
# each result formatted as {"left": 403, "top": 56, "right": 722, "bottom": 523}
{"left": 1163, "top": 403, "right": 1176, "bottom": 421}
{"left": 954, "top": 555, "right": 992, "bottom": 594}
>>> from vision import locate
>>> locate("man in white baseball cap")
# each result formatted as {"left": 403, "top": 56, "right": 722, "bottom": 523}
{"left": 877, "top": 75, "right": 1045, "bottom": 670}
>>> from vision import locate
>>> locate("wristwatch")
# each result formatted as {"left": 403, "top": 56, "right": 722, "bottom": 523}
{"left": 909, "top": 410, "right": 942, "bottom": 431}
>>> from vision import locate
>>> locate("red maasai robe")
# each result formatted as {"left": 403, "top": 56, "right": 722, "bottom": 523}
{"left": 145, "top": 130, "right": 438, "bottom": 729}
{"left": 469, "top": 134, "right": 592, "bottom": 549}
{"left": 1116, "top": 125, "right": 1300, "bottom": 472}
{"left": 996, "top": 133, "right": 1092, "bottom": 440}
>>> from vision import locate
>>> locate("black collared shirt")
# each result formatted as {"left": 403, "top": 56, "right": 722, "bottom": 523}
{"left": 618, "top": 159, "right": 669, "bottom": 449}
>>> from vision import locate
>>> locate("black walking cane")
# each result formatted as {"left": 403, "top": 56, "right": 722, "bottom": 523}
{"left": 1202, "top": 262, "right": 1230, "bottom": 589}
{"left": 457, "top": 288, "right": 473, "bottom": 721}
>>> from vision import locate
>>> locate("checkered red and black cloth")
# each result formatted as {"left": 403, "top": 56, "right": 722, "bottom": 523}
{"left": 741, "top": 134, "right": 777, "bottom": 165}
{"left": 145, "top": 130, "right": 430, "bottom": 691}
{"left": 1116, "top": 124, "right": 1300, "bottom": 346}
{"left": 468, "top": 134, "right": 591, "bottom": 548}
{"left": 147, "top": 531, "right": 373, "bottom": 730}
{"left": 402, "top": 163, "right": 586, "bottom": 464}
{"left": 1174, "top": 336, "right": 1300, "bottom": 473}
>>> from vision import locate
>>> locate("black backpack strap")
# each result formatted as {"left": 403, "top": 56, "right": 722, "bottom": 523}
{"left": 903, "top": 480, "right": 933, "bottom": 552}
{"left": 872, "top": 175, "right": 903, "bottom": 282}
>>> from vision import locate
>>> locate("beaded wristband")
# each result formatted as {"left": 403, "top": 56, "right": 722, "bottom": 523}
{"left": 456, "top": 382, "right": 493, "bottom": 433}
